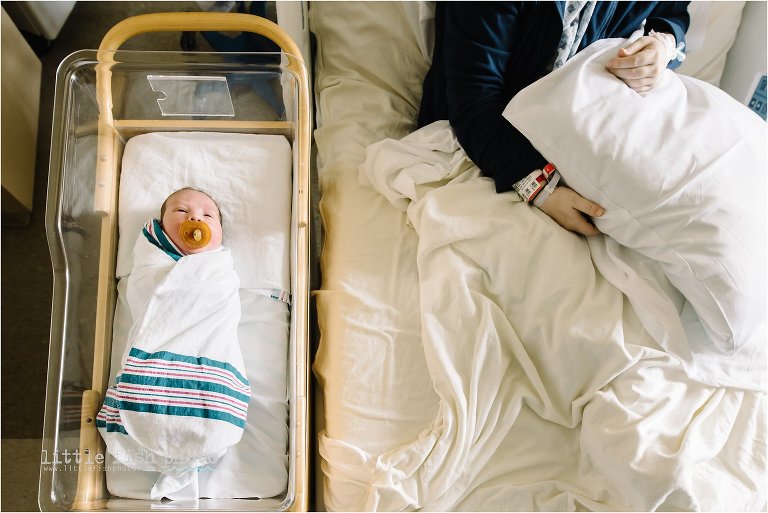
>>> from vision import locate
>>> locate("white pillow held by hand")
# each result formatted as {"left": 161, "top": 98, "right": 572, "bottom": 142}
{"left": 503, "top": 38, "right": 766, "bottom": 388}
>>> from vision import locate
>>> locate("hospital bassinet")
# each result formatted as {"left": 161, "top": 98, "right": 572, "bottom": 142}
{"left": 39, "top": 13, "right": 310, "bottom": 511}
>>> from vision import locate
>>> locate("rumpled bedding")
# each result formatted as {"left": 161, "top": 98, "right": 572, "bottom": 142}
{"left": 317, "top": 121, "right": 767, "bottom": 511}
{"left": 99, "top": 231, "right": 247, "bottom": 499}
{"left": 503, "top": 38, "right": 766, "bottom": 391}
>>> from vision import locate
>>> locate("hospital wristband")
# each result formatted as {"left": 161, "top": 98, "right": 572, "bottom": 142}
{"left": 513, "top": 169, "right": 548, "bottom": 203}
{"left": 533, "top": 170, "right": 561, "bottom": 208}
{"left": 649, "top": 29, "right": 686, "bottom": 63}
{"left": 542, "top": 163, "right": 557, "bottom": 180}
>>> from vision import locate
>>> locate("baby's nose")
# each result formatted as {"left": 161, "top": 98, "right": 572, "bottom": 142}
{"left": 188, "top": 214, "right": 202, "bottom": 222}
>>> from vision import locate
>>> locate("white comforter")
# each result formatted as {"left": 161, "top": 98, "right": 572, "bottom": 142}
{"left": 319, "top": 121, "right": 767, "bottom": 511}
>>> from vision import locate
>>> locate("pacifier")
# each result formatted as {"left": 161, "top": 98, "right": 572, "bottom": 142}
{"left": 179, "top": 220, "right": 211, "bottom": 249}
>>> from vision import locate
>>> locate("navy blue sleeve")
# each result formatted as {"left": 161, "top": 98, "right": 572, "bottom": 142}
{"left": 443, "top": 2, "right": 548, "bottom": 193}
{"left": 441, "top": 2, "right": 690, "bottom": 194}
{"left": 644, "top": 2, "right": 691, "bottom": 69}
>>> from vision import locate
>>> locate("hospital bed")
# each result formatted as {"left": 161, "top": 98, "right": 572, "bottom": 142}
{"left": 310, "top": 2, "right": 766, "bottom": 510}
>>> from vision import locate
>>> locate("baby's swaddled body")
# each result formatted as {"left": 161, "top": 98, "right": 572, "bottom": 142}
{"left": 97, "top": 191, "right": 248, "bottom": 498}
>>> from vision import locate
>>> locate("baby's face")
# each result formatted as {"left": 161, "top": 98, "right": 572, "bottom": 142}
{"left": 161, "top": 189, "right": 223, "bottom": 254}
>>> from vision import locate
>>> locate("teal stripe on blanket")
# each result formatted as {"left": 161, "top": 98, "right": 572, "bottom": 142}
{"left": 109, "top": 399, "right": 247, "bottom": 429}
{"left": 96, "top": 419, "right": 129, "bottom": 435}
{"left": 123, "top": 361, "right": 247, "bottom": 392}
{"left": 117, "top": 374, "right": 251, "bottom": 404}
{"left": 102, "top": 394, "right": 247, "bottom": 429}
{"left": 143, "top": 218, "right": 183, "bottom": 261}
{"left": 129, "top": 347, "right": 249, "bottom": 386}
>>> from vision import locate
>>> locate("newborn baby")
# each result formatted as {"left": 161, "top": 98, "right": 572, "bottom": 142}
{"left": 97, "top": 188, "right": 249, "bottom": 498}
{"left": 158, "top": 187, "right": 224, "bottom": 257}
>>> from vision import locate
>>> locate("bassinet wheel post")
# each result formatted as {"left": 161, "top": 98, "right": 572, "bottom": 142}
{"left": 72, "top": 390, "right": 107, "bottom": 510}
{"left": 68, "top": 46, "right": 118, "bottom": 513}
{"left": 70, "top": 51, "right": 120, "bottom": 507}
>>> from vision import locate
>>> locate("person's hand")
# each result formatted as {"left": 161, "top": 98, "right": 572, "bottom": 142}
{"left": 537, "top": 186, "right": 604, "bottom": 236}
{"left": 605, "top": 35, "right": 669, "bottom": 93}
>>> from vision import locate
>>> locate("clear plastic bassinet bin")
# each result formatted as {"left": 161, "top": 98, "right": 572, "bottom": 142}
{"left": 40, "top": 13, "right": 310, "bottom": 512}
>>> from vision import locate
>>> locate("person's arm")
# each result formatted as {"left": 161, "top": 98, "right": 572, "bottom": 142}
{"left": 443, "top": 2, "right": 547, "bottom": 194}
{"left": 444, "top": 2, "right": 605, "bottom": 236}
{"left": 606, "top": 2, "right": 690, "bottom": 92}
{"left": 645, "top": 2, "right": 691, "bottom": 70}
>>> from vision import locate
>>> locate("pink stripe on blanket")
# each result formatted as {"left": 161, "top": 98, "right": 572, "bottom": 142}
{"left": 125, "top": 357, "right": 250, "bottom": 392}
{"left": 122, "top": 366, "right": 248, "bottom": 393}
{"left": 126, "top": 356, "right": 246, "bottom": 384}
{"left": 97, "top": 411, "right": 122, "bottom": 423}
{"left": 118, "top": 383, "right": 249, "bottom": 411}
{"left": 111, "top": 392, "right": 247, "bottom": 420}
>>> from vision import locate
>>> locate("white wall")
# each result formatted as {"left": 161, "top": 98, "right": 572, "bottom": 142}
{"left": 719, "top": 0, "right": 767, "bottom": 104}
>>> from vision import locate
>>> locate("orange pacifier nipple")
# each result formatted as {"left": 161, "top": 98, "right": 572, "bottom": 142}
{"left": 179, "top": 220, "right": 211, "bottom": 249}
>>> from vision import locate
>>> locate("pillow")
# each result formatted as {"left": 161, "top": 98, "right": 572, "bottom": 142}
{"left": 116, "top": 132, "right": 292, "bottom": 291}
{"left": 503, "top": 38, "right": 766, "bottom": 362}
{"left": 676, "top": 1, "right": 745, "bottom": 86}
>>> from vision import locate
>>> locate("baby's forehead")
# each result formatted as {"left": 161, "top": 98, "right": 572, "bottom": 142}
{"left": 166, "top": 189, "right": 215, "bottom": 206}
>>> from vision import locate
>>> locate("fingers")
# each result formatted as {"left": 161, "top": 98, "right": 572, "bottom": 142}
{"left": 618, "top": 37, "right": 649, "bottom": 57}
{"left": 569, "top": 214, "right": 601, "bottom": 237}
{"left": 572, "top": 194, "right": 604, "bottom": 218}
{"left": 606, "top": 37, "right": 656, "bottom": 68}
{"left": 621, "top": 79, "right": 657, "bottom": 93}
{"left": 538, "top": 187, "right": 603, "bottom": 237}
{"left": 606, "top": 38, "right": 667, "bottom": 93}
{"left": 608, "top": 63, "right": 657, "bottom": 81}
{"left": 562, "top": 188, "right": 603, "bottom": 236}
{"left": 611, "top": 72, "right": 660, "bottom": 92}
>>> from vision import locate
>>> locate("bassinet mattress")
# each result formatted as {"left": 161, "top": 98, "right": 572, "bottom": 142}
{"left": 311, "top": 2, "right": 766, "bottom": 511}
{"left": 105, "top": 132, "right": 292, "bottom": 500}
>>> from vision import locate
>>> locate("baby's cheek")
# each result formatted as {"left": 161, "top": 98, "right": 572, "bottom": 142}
{"left": 167, "top": 224, "right": 184, "bottom": 247}
{"left": 211, "top": 224, "right": 224, "bottom": 249}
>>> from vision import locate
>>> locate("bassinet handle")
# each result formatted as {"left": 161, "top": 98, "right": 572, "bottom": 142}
{"left": 98, "top": 12, "right": 302, "bottom": 58}
{"left": 94, "top": 12, "right": 307, "bottom": 215}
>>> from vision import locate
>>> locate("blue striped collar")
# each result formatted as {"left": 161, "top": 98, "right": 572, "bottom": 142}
{"left": 142, "top": 218, "right": 185, "bottom": 261}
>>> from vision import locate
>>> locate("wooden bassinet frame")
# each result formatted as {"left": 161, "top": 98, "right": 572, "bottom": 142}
{"left": 73, "top": 12, "right": 310, "bottom": 511}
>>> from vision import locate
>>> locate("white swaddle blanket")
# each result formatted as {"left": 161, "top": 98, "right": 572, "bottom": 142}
{"left": 98, "top": 221, "right": 249, "bottom": 497}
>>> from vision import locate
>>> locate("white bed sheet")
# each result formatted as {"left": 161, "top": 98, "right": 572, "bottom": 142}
{"left": 105, "top": 132, "right": 292, "bottom": 500}
{"left": 311, "top": 1, "right": 766, "bottom": 511}
{"left": 351, "top": 121, "right": 766, "bottom": 510}
{"left": 311, "top": 1, "right": 438, "bottom": 463}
